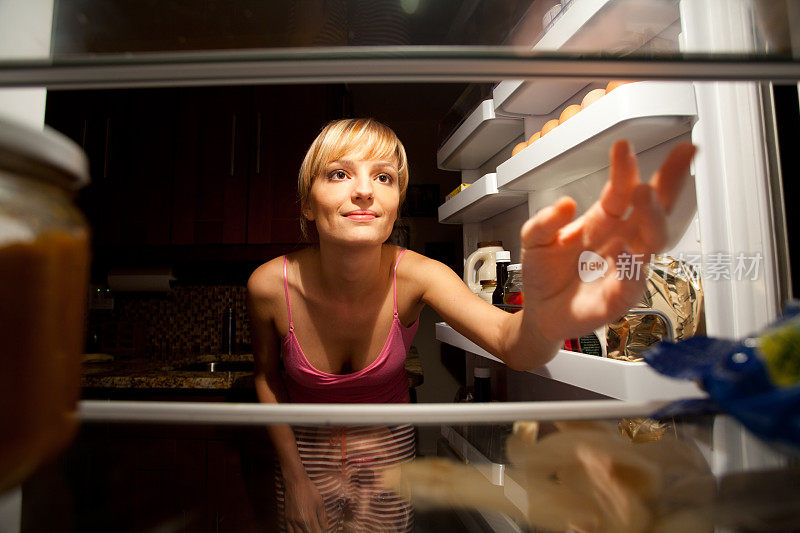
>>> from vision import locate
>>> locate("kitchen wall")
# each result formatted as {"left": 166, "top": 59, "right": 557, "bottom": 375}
{"left": 90, "top": 284, "right": 250, "bottom": 360}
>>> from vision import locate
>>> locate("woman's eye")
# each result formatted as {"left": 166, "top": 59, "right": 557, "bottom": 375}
{"left": 376, "top": 174, "right": 393, "bottom": 184}
{"left": 329, "top": 170, "right": 347, "bottom": 180}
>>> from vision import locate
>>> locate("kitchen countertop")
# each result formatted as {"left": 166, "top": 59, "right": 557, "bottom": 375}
{"left": 81, "top": 353, "right": 257, "bottom": 390}
{"left": 81, "top": 351, "right": 425, "bottom": 391}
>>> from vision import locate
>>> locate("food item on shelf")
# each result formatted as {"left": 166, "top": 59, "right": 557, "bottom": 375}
{"left": 528, "top": 131, "right": 541, "bottom": 144}
{"left": 503, "top": 264, "right": 523, "bottom": 307}
{"left": 607, "top": 256, "right": 704, "bottom": 361}
{"left": 384, "top": 419, "right": 715, "bottom": 532}
{"left": 446, "top": 183, "right": 470, "bottom": 201}
{"left": 606, "top": 80, "right": 634, "bottom": 92}
{"left": 559, "top": 104, "right": 582, "bottom": 124}
{"left": 541, "top": 119, "right": 560, "bottom": 137}
{"left": 511, "top": 141, "right": 528, "bottom": 156}
{"left": 581, "top": 88, "right": 606, "bottom": 108}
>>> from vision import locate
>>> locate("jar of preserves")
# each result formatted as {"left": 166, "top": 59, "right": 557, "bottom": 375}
{"left": 503, "top": 263, "right": 523, "bottom": 307}
{"left": 0, "top": 118, "right": 90, "bottom": 492}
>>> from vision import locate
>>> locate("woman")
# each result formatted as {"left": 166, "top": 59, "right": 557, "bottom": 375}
{"left": 247, "top": 118, "right": 696, "bottom": 532}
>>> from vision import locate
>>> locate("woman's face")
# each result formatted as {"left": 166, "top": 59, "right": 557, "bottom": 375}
{"left": 305, "top": 155, "right": 400, "bottom": 246}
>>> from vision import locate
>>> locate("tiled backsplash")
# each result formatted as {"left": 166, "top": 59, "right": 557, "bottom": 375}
{"left": 91, "top": 285, "right": 252, "bottom": 361}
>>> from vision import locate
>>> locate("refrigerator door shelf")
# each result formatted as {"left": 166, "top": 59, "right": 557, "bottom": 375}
{"left": 435, "top": 322, "right": 705, "bottom": 401}
{"left": 438, "top": 173, "right": 527, "bottom": 224}
{"left": 440, "top": 425, "right": 529, "bottom": 518}
{"left": 496, "top": 81, "right": 697, "bottom": 193}
{"left": 493, "top": 79, "right": 590, "bottom": 117}
{"left": 437, "top": 99, "right": 524, "bottom": 171}
{"left": 494, "top": 0, "right": 680, "bottom": 116}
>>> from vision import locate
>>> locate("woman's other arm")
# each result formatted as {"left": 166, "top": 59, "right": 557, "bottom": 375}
{"left": 247, "top": 261, "right": 327, "bottom": 532}
{"left": 417, "top": 140, "right": 696, "bottom": 371}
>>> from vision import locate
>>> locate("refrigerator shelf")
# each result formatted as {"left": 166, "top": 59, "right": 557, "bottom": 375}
{"left": 494, "top": 0, "right": 680, "bottom": 116}
{"left": 440, "top": 425, "right": 529, "bottom": 517}
{"left": 437, "top": 99, "right": 524, "bottom": 171}
{"left": 438, "top": 173, "right": 527, "bottom": 224}
{"left": 435, "top": 322, "right": 705, "bottom": 401}
{"left": 496, "top": 81, "right": 697, "bottom": 192}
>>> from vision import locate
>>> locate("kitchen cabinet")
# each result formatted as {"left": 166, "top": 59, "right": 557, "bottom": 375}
{"left": 46, "top": 85, "right": 330, "bottom": 250}
{"left": 46, "top": 89, "right": 176, "bottom": 247}
{"left": 248, "top": 85, "right": 330, "bottom": 244}
{"left": 172, "top": 86, "right": 252, "bottom": 245}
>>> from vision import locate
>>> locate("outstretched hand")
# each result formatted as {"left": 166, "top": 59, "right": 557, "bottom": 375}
{"left": 520, "top": 140, "right": 697, "bottom": 342}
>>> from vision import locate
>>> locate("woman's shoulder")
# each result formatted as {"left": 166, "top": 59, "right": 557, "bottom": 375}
{"left": 390, "top": 245, "right": 452, "bottom": 283}
{"left": 247, "top": 249, "right": 314, "bottom": 298}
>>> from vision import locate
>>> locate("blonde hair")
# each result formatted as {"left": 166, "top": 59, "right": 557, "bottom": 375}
{"left": 298, "top": 118, "right": 409, "bottom": 240}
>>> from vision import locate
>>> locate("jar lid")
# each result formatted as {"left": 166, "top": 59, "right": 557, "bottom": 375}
{"left": 495, "top": 250, "right": 511, "bottom": 262}
{"left": 0, "top": 117, "right": 89, "bottom": 190}
{"left": 507, "top": 263, "right": 522, "bottom": 271}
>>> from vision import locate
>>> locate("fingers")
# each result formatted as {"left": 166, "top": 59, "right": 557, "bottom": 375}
{"left": 629, "top": 184, "right": 668, "bottom": 253}
{"left": 601, "top": 140, "right": 640, "bottom": 218}
{"left": 601, "top": 238, "right": 649, "bottom": 320}
{"left": 650, "top": 143, "right": 696, "bottom": 213}
{"left": 522, "top": 196, "right": 577, "bottom": 247}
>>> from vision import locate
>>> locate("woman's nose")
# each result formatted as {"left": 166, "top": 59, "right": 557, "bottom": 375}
{"left": 352, "top": 175, "right": 374, "bottom": 200}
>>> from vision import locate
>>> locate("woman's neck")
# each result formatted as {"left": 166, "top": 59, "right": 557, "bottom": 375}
{"left": 313, "top": 241, "right": 389, "bottom": 301}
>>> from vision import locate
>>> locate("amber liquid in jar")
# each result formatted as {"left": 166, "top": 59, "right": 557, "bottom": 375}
{"left": 0, "top": 231, "right": 89, "bottom": 491}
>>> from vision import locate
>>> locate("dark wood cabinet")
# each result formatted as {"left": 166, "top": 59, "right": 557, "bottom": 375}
{"left": 248, "top": 85, "right": 328, "bottom": 244}
{"left": 46, "top": 85, "right": 331, "bottom": 253}
{"left": 173, "top": 86, "right": 251, "bottom": 245}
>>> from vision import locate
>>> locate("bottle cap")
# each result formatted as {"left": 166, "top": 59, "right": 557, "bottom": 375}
{"left": 474, "top": 367, "right": 491, "bottom": 378}
{"left": 507, "top": 263, "right": 522, "bottom": 271}
{"left": 495, "top": 251, "right": 511, "bottom": 262}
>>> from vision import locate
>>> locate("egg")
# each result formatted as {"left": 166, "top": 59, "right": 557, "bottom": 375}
{"left": 581, "top": 88, "right": 606, "bottom": 109}
{"left": 512, "top": 142, "right": 528, "bottom": 156}
{"left": 528, "top": 131, "right": 541, "bottom": 144}
{"left": 541, "top": 119, "right": 560, "bottom": 137}
{"left": 559, "top": 104, "right": 582, "bottom": 124}
{"left": 606, "top": 80, "right": 634, "bottom": 92}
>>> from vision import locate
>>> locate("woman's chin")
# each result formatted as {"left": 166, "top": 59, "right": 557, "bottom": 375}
{"left": 321, "top": 228, "right": 392, "bottom": 247}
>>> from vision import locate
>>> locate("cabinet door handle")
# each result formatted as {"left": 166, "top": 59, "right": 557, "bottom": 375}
{"left": 255, "top": 111, "right": 262, "bottom": 175}
{"left": 229, "top": 113, "right": 237, "bottom": 177}
{"left": 103, "top": 117, "right": 111, "bottom": 181}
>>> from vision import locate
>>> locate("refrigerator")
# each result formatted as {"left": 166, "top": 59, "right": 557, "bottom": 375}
{"left": 1, "top": 0, "right": 799, "bottom": 531}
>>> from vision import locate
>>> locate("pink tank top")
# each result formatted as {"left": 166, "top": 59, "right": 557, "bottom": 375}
{"left": 281, "top": 250, "right": 419, "bottom": 403}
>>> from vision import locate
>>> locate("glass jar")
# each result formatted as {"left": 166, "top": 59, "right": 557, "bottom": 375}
{"left": 503, "top": 263, "right": 523, "bottom": 307}
{"left": 0, "top": 118, "right": 90, "bottom": 491}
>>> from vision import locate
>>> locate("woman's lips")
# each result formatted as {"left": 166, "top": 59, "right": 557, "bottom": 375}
{"left": 344, "top": 210, "right": 377, "bottom": 221}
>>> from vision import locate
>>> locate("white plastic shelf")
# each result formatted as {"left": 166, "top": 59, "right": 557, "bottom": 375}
{"left": 493, "top": 0, "right": 679, "bottom": 116}
{"left": 435, "top": 322, "right": 705, "bottom": 401}
{"left": 437, "top": 99, "right": 524, "bottom": 171}
{"left": 438, "top": 173, "right": 527, "bottom": 224}
{"left": 496, "top": 81, "right": 697, "bottom": 192}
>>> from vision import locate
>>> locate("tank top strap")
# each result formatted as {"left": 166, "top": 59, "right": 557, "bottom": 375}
{"left": 392, "top": 249, "right": 407, "bottom": 318}
{"left": 282, "top": 255, "right": 294, "bottom": 331}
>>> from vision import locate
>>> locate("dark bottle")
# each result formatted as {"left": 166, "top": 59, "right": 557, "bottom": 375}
{"left": 221, "top": 306, "right": 236, "bottom": 354}
{"left": 473, "top": 366, "right": 491, "bottom": 402}
{"left": 492, "top": 250, "right": 511, "bottom": 305}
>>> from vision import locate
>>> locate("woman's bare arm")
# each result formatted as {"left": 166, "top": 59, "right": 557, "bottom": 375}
{"left": 416, "top": 140, "right": 697, "bottom": 371}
